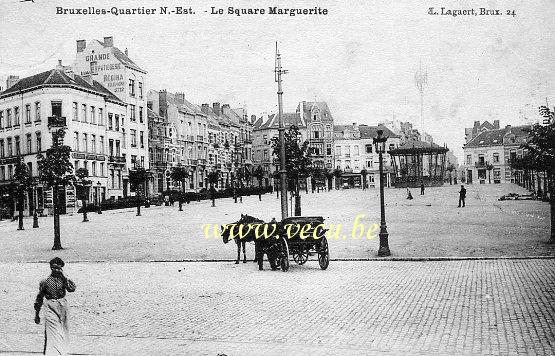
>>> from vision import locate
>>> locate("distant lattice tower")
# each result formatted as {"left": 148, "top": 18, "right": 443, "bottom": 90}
{"left": 414, "top": 61, "right": 428, "bottom": 132}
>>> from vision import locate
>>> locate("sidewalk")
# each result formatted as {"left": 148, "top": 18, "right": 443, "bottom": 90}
{"left": 1, "top": 260, "right": 554, "bottom": 355}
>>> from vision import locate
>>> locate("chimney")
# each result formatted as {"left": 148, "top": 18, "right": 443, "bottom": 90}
{"left": 81, "top": 72, "right": 93, "bottom": 85}
{"left": 212, "top": 102, "right": 221, "bottom": 116}
{"left": 63, "top": 66, "right": 75, "bottom": 79}
{"left": 124, "top": 48, "right": 128, "bottom": 56}
{"left": 251, "top": 114, "right": 257, "bottom": 123}
{"left": 159, "top": 90, "right": 168, "bottom": 118}
{"left": 505, "top": 124, "right": 512, "bottom": 131}
{"left": 56, "top": 59, "right": 63, "bottom": 70}
{"left": 175, "top": 92, "right": 185, "bottom": 104}
{"left": 76, "top": 40, "right": 86, "bottom": 53}
{"left": 6, "top": 75, "right": 20, "bottom": 90}
{"left": 201, "top": 104, "right": 210, "bottom": 114}
{"left": 493, "top": 120, "right": 500, "bottom": 129}
{"left": 222, "top": 104, "right": 231, "bottom": 115}
{"left": 103, "top": 36, "right": 113, "bottom": 47}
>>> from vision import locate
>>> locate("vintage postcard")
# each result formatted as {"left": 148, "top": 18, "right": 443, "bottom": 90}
{"left": 0, "top": 0, "right": 553, "bottom": 355}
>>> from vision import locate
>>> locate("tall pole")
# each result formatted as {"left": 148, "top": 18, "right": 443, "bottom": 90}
{"left": 276, "top": 42, "right": 288, "bottom": 220}
{"left": 378, "top": 149, "right": 390, "bottom": 256}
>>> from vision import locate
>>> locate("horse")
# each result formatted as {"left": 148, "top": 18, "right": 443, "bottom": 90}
{"left": 221, "top": 214, "right": 281, "bottom": 270}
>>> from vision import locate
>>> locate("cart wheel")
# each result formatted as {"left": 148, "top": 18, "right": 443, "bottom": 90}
{"left": 318, "top": 237, "right": 329, "bottom": 270}
{"left": 292, "top": 248, "right": 309, "bottom": 265}
{"left": 280, "top": 238, "right": 289, "bottom": 272}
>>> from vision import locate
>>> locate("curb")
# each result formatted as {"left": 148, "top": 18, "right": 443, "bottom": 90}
{"left": 15, "top": 256, "right": 555, "bottom": 264}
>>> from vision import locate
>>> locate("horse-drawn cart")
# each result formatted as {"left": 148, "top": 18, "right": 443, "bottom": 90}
{"left": 274, "top": 216, "right": 330, "bottom": 271}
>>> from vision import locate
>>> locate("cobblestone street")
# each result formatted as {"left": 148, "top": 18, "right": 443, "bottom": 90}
{"left": 1, "top": 259, "right": 554, "bottom": 355}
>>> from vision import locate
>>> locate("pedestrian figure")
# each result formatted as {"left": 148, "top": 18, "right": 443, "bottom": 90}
{"left": 458, "top": 185, "right": 466, "bottom": 207}
{"left": 34, "top": 257, "right": 76, "bottom": 355}
{"left": 406, "top": 188, "right": 413, "bottom": 200}
{"left": 420, "top": 181, "right": 425, "bottom": 195}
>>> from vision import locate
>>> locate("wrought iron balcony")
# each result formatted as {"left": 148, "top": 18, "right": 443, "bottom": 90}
{"left": 47, "top": 116, "right": 67, "bottom": 128}
{"left": 108, "top": 156, "right": 126, "bottom": 163}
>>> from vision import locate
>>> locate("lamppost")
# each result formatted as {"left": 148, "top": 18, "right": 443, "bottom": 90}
{"left": 373, "top": 129, "right": 391, "bottom": 257}
{"left": 32, "top": 179, "right": 39, "bottom": 228}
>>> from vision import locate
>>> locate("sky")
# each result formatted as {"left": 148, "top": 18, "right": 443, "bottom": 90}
{"left": 1, "top": 0, "right": 554, "bottom": 160}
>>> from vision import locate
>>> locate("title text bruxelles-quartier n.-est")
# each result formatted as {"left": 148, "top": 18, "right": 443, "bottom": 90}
{"left": 56, "top": 6, "right": 328, "bottom": 16}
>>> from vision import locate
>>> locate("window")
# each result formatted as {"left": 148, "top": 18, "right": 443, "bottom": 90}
{"left": 129, "top": 79, "right": 135, "bottom": 97}
{"left": 109, "top": 139, "right": 114, "bottom": 156}
{"left": 51, "top": 101, "right": 62, "bottom": 117}
{"left": 99, "top": 136, "right": 104, "bottom": 154}
{"left": 0, "top": 167, "right": 4, "bottom": 180}
{"left": 326, "top": 144, "right": 332, "bottom": 156}
{"left": 72, "top": 102, "right": 78, "bottom": 121}
{"left": 115, "top": 140, "right": 121, "bottom": 156}
{"left": 14, "top": 107, "right": 20, "bottom": 126}
{"left": 92, "top": 162, "right": 97, "bottom": 176}
{"left": 493, "top": 153, "right": 499, "bottom": 163}
{"left": 81, "top": 104, "right": 87, "bottom": 123}
{"left": 138, "top": 82, "right": 143, "bottom": 98}
{"left": 90, "top": 106, "right": 96, "bottom": 124}
{"left": 313, "top": 130, "right": 320, "bottom": 139}
{"left": 15, "top": 136, "right": 20, "bottom": 155}
{"left": 139, "top": 131, "right": 144, "bottom": 148}
{"left": 36, "top": 132, "right": 41, "bottom": 152}
{"left": 365, "top": 144, "right": 373, "bottom": 154}
{"left": 493, "top": 168, "right": 501, "bottom": 179}
{"left": 354, "top": 145, "right": 359, "bottom": 156}
{"left": 117, "top": 170, "right": 121, "bottom": 189}
{"left": 478, "top": 154, "right": 485, "bottom": 165}
{"left": 108, "top": 113, "right": 113, "bottom": 130}
{"left": 389, "top": 144, "right": 395, "bottom": 152}
{"left": 131, "top": 129, "right": 137, "bottom": 147}
{"left": 74, "top": 132, "right": 79, "bottom": 151}
{"left": 345, "top": 146, "right": 350, "bottom": 156}
{"left": 8, "top": 165, "right": 13, "bottom": 179}
{"left": 27, "top": 162, "right": 32, "bottom": 176}
{"left": 140, "top": 156, "right": 145, "bottom": 167}
{"left": 0, "top": 139, "right": 4, "bottom": 157}
{"left": 35, "top": 102, "right": 41, "bottom": 122}
{"left": 466, "top": 155, "right": 472, "bottom": 165}
{"left": 130, "top": 105, "right": 136, "bottom": 121}
{"left": 25, "top": 104, "right": 31, "bottom": 124}
{"left": 98, "top": 108, "right": 104, "bottom": 125}
{"left": 115, "top": 114, "right": 120, "bottom": 131}
{"left": 6, "top": 109, "right": 12, "bottom": 127}
{"left": 336, "top": 146, "right": 342, "bottom": 156}
{"left": 139, "top": 106, "right": 143, "bottom": 123}
{"left": 110, "top": 169, "right": 115, "bottom": 188}
{"left": 82, "top": 133, "right": 88, "bottom": 152}
{"left": 131, "top": 155, "right": 137, "bottom": 166}
{"left": 26, "top": 134, "right": 32, "bottom": 153}
{"left": 0, "top": 111, "right": 3, "bottom": 129}
{"left": 83, "top": 161, "right": 88, "bottom": 173}
{"left": 100, "top": 162, "right": 105, "bottom": 177}
{"left": 91, "top": 135, "right": 96, "bottom": 153}
{"left": 366, "top": 160, "right": 373, "bottom": 168}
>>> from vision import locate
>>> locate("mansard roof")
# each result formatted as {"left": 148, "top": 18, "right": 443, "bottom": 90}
{"left": 0, "top": 68, "right": 124, "bottom": 104}
{"left": 464, "top": 125, "right": 530, "bottom": 148}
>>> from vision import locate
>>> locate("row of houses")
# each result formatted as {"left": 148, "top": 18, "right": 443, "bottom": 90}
{"left": 0, "top": 35, "right": 454, "bottom": 217}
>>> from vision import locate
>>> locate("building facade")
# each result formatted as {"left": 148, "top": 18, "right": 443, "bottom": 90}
{"left": 72, "top": 36, "right": 150, "bottom": 196}
{"left": 462, "top": 124, "right": 529, "bottom": 184}
{"left": 333, "top": 124, "right": 401, "bottom": 188}
{"left": 0, "top": 64, "right": 126, "bottom": 216}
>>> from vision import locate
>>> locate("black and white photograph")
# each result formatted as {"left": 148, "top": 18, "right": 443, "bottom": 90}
{"left": 0, "top": 0, "right": 554, "bottom": 354}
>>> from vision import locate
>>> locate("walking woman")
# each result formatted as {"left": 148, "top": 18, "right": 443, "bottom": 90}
{"left": 34, "top": 257, "right": 76, "bottom": 355}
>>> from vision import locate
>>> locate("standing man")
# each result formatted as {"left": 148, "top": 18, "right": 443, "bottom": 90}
{"left": 34, "top": 257, "right": 76, "bottom": 355}
{"left": 420, "top": 181, "right": 425, "bottom": 195}
{"left": 458, "top": 185, "right": 467, "bottom": 207}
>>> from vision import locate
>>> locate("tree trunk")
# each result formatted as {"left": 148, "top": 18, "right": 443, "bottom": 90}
{"left": 82, "top": 199, "right": 89, "bottom": 222}
{"left": 52, "top": 184, "right": 62, "bottom": 250}
{"left": 211, "top": 184, "right": 216, "bottom": 207}
{"left": 136, "top": 188, "right": 141, "bottom": 216}
{"left": 17, "top": 189, "right": 24, "bottom": 231}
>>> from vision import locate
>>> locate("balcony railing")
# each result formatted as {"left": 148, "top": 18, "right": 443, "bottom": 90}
{"left": 109, "top": 156, "right": 126, "bottom": 163}
{"left": 48, "top": 116, "right": 67, "bottom": 128}
{"left": 196, "top": 135, "right": 204, "bottom": 142}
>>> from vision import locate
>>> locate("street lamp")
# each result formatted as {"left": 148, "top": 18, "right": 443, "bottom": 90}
{"left": 373, "top": 129, "right": 391, "bottom": 257}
